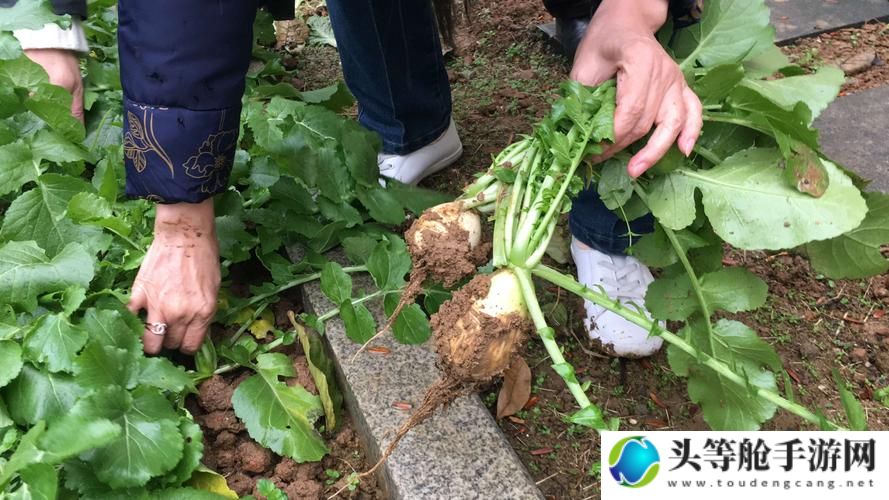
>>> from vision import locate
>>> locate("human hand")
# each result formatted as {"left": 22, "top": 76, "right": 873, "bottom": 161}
{"left": 23, "top": 48, "right": 84, "bottom": 122}
{"left": 127, "top": 199, "right": 221, "bottom": 355}
{"left": 569, "top": 0, "right": 702, "bottom": 178}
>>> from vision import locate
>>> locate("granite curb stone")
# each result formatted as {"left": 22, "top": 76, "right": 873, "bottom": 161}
{"left": 298, "top": 250, "right": 544, "bottom": 500}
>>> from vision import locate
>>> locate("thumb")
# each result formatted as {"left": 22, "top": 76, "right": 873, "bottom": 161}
{"left": 569, "top": 53, "right": 615, "bottom": 87}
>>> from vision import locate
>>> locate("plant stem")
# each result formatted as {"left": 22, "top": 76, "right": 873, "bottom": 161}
{"left": 703, "top": 112, "right": 772, "bottom": 135}
{"left": 513, "top": 267, "right": 593, "bottom": 410}
{"left": 530, "top": 264, "right": 845, "bottom": 430}
{"left": 316, "top": 289, "right": 390, "bottom": 323}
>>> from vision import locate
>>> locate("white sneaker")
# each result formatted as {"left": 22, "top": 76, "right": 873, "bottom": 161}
{"left": 570, "top": 237, "right": 664, "bottom": 358}
{"left": 378, "top": 119, "right": 463, "bottom": 185}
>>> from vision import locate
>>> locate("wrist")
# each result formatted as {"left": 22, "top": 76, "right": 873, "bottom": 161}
{"left": 154, "top": 199, "right": 216, "bottom": 236}
{"left": 593, "top": 0, "right": 669, "bottom": 34}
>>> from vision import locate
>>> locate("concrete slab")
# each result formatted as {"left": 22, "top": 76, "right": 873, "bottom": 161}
{"left": 768, "top": 0, "right": 889, "bottom": 43}
{"left": 297, "top": 251, "right": 544, "bottom": 500}
{"left": 816, "top": 85, "right": 889, "bottom": 193}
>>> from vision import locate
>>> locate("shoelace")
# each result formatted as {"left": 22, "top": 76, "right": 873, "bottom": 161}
{"left": 378, "top": 155, "right": 397, "bottom": 172}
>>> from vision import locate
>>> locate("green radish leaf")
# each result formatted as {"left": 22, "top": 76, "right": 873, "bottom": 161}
{"left": 645, "top": 275, "right": 696, "bottom": 321}
{"left": 215, "top": 215, "right": 256, "bottom": 263}
{"left": 248, "top": 156, "right": 280, "bottom": 188}
{"left": 342, "top": 129, "right": 379, "bottom": 188}
{"left": 0, "top": 141, "right": 36, "bottom": 196}
{"left": 366, "top": 238, "right": 411, "bottom": 290}
{"left": 163, "top": 417, "right": 205, "bottom": 486}
{"left": 339, "top": 300, "right": 376, "bottom": 344}
{"left": 645, "top": 173, "right": 697, "bottom": 231}
{"left": 739, "top": 66, "right": 844, "bottom": 122}
{"left": 300, "top": 81, "right": 354, "bottom": 112}
{"left": 356, "top": 185, "right": 405, "bottom": 225}
{"left": 79, "top": 308, "right": 142, "bottom": 353}
{"left": 37, "top": 414, "right": 121, "bottom": 463}
{"left": 74, "top": 341, "right": 138, "bottom": 389}
{"left": 25, "top": 83, "right": 85, "bottom": 142}
{"left": 23, "top": 313, "right": 88, "bottom": 373}
{"left": 1, "top": 174, "right": 110, "bottom": 257}
{"left": 700, "top": 267, "right": 768, "bottom": 313}
{"left": 831, "top": 369, "right": 867, "bottom": 431}
{"left": 137, "top": 357, "right": 195, "bottom": 394}
{"left": 0, "top": 55, "right": 49, "bottom": 90}
{"left": 307, "top": 15, "right": 337, "bottom": 47}
{"left": 727, "top": 87, "right": 819, "bottom": 150}
{"left": 297, "top": 324, "right": 343, "bottom": 431}
{"left": 341, "top": 235, "right": 379, "bottom": 265}
{"left": 597, "top": 157, "right": 633, "bottom": 210}
{"left": 743, "top": 44, "right": 792, "bottom": 79}
{"left": 567, "top": 405, "right": 608, "bottom": 430}
{"left": 668, "top": 319, "right": 781, "bottom": 430}
{"left": 29, "top": 128, "right": 92, "bottom": 164}
{"left": 0, "top": 0, "right": 68, "bottom": 31}
{"left": 423, "top": 286, "right": 451, "bottom": 315}
{"left": 0, "top": 241, "right": 95, "bottom": 313}
{"left": 317, "top": 197, "right": 363, "bottom": 227}
{"left": 0, "top": 32, "right": 23, "bottom": 60}
{"left": 71, "top": 386, "right": 185, "bottom": 488}
{"left": 385, "top": 182, "right": 453, "bottom": 215}
{"left": 392, "top": 304, "right": 432, "bottom": 345}
{"left": 320, "top": 261, "right": 353, "bottom": 305}
{"left": 693, "top": 64, "right": 745, "bottom": 105}
{"left": 4, "top": 364, "right": 84, "bottom": 425}
{"left": 675, "top": 0, "right": 773, "bottom": 70}
{"left": 0, "top": 340, "right": 23, "bottom": 388}
{"left": 807, "top": 192, "right": 889, "bottom": 279}
{"left": 677, "top": 148, "right": 867, "bottom": 249}
{"left": 17, "top": 462, "right": 58, "bottom": 500}
{"left": 231, "top": 353, "right": 327, "bottom": 462}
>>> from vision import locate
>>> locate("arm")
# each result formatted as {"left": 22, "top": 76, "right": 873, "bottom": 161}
{"left": 9, "top": 0, "right": 88, "bottom": 121}
{"left": 118, "top": 0, "right": 259, "bottom": 354}
{"left": 570, "top": 0, "right": 703, "bottom": 177}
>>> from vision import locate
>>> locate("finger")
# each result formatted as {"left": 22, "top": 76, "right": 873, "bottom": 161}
{"left": 163, "top": 314, "right": 189, "bottom": 351}
{"left": 628, "top": 87, "right": 686, "bottom": 177}
{"left": 180, "top": 320, "right": 211, "bottom": 355}
{"left": 127, "top": 283, "right": 147, "bottom": 316}
{"left": 142, "top": 310, "right": 167, "bottom": 355}
{"left": 678, "top": 86, "right": 703, "bottom": 156}
{"left": 612, "top": 68, "right": 652, "bottom": 149}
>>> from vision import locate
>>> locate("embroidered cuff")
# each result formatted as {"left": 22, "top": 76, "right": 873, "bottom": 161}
{"left": 123, "top": 98, "right": 241, "bottom": 204}
{"left": 13, "top": 19, "right": 89, "bottom": 53}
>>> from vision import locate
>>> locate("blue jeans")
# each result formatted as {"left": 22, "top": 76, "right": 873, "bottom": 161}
{"left": 327, "top": 0, "right": 652, "bottom": 255}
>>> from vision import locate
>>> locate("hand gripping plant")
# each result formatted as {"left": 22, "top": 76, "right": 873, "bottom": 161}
{"left": 361, "top": 0, "right": 885, "bottom": 474}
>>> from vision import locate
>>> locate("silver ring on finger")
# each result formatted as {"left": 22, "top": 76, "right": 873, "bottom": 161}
{"left": 146, "top": 322, "right": 168, "bottom": 336}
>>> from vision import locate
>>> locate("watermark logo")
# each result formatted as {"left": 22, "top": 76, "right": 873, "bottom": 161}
{"left": 608, "top": 436, "right": 660, "bottom": 488}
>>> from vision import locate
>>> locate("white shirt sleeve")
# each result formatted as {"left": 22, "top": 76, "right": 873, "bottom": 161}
{"left": 13, "top": 19, "right": 89, "bottom": 53}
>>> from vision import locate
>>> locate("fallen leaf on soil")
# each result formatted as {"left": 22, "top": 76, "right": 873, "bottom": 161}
{"left": 872, "top": 309, "right": 885, "bottom": 319}
{"left": 507, "top": 416, "right": 526, "bottom": 425}
{"left": 523, "top": 395, "right": 539, "bottom": 410}
{"left": 644, "top": 419, "right": 669, "bottom": 429}
{"left": 530, "top": 447, "right": 554, "bottom": 456}
{"left": 649, "top": 392, "right": 668, "bottom": 410}
{"left": 497, "top": 356, "right": 532, "bottom": 419}
{"left": 367, "top": 346, "right": 391, "bottom": 354}
{"left": 392, "top": 401, "right": 412, "bottom": 411}
{"left": 786, "top": 367, "right": 802, "bottom": 384}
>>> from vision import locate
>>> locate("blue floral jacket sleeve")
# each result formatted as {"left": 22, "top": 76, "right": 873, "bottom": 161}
{"left": 118, "top": 0, "right": 260, "bottom": 203}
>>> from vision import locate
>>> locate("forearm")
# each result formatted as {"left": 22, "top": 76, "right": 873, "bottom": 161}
{"left": 591, "top": 0, "right": 669, "bottom": 33}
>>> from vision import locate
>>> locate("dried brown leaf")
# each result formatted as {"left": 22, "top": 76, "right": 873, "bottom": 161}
{"left": 496, "top": 356, "right": 531, "bottom": 419}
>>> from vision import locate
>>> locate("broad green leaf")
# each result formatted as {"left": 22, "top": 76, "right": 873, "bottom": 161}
{"left": 645, "top": 173, "right": 696, "bottom": 230}
{"left": 3, "top": 364, "right": 84, "bottom": 425}
{"left": 68, "top": 191, "right": 132, "bottom": 236}
{"left": 676, "top": 0, "right": 773, "bottom": 71}
{"left": 356, "top": 186, "right": 405, "bottom": 225}
{"left": 25, "top": 83, "right": 85, "bottom": 142}
{"left": 215, "top": 215, "right": 256, "bottom": 263}
{"left": 385, "top": 182, "right": 453, "bottom": 215}
{"left": 79, "top": 308, "right": 142, "bottom": 353}
{"left": 72, "top": 387, "right": 185, "bottom": 488}
{"left": 392, "top": 303, "right": 432, "bottom": 345}
{"left": 743, "top": 44, "right": 791, "bottom": 79}
{"left": 0, "top": 340, "right": 23, "bottom": 388}
{"left": 341, "top": 235, "right": 379, "bottom": 265}
{"left": 597, "top": 157, "right": 633, "bottom": 210}
{"left": 248, "top": 156, "right": 280, "bottom": 188}
{"left": 678, "top": 148, "right": 867, "bottom": 249}
{"left": 727, "top": 87, "right": 819, "bottom": 150}
{"left": 0, "top": 241, "right": 95, "bottom": 313}
{"left": 74, "top": 340, "right": 138, "bottom": 389}
{"left": 668, "top": 319, "right": 780, "bottom": 430}
{"left": 0, "top": 32, "right": 23, "bottom": 60}
{"left": 832, "top": 369, "right": 867, "bottom": 431}
{"left": 0, "top": 0, "right": 68, "bottom": 31}
{"left": 0, "top": 55, "right": 48, "bottom": 90}
{"left": 137, "top": 357, "right": 195, "bottom": 393}
{"left": 23, "top": 313, "right": 88, "bottom": 373}
{"left": 296, "top": 324, "right": 343, "bottom": 431}
{"left": 693, "top": 64, "right": 745, "bottom": 105}
{"left": 17, "top": 463, "right": 57, "bottom": 500}
{"left": 37, "top": 414, "right": 121, "bottom": 462}
{"left": 0, "top": 174, "right": 109, "bottom": 257}
{"left": 320, "top": 261, "right": 352, "bottom": 305}
{"left": 29, "top": 128, "right": 92, "bottom": 164}
{"left": 645, "top": 275, "right": 695, "bottom": 321}
{"left": 231, "top": 353, "right": 327, "bottom": 462}
{"left": 300, "top": 81, "right": 354, "bottom": 112}
{"left": 339, "top": 300, "right": 376, "bottom": 344}
{"left": 317, "top": 197, "right": 363, "bottom": 227}
{"left": 164, "top": 418, "right": 205, "bottom": 486}
{"left": 366, "top": 238, "right": 411, "bottom": 290}
{"left": 342, "top": 129, "right": 379, "bottom": 188}
{"left": 807, "top": 192, "right": 889, "bottom": 279}
{"left": 739, "top": 66, "right": 844, "bottom": 122}
{"left": 700, "top": 267, "right": 768, "bottom": 313}
{"left": 0, "top": 141, "right": 36, "bottom": 196}
{"left": 307, "top": 15, "right": 337, "bottom": 47}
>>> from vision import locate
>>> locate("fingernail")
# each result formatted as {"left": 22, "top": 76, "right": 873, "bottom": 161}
{"left": 627, "top": 159, "right": 646, "bottom": 178}
{"left": 680, "top": 137, "right": 694, "bottom": 156}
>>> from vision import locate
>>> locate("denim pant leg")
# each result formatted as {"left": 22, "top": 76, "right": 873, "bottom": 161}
{"left": 326, "top": 0, "right": 452, "bottom": 155}
{"left": 568, "top": 186, "right": 655, "bottom": 255}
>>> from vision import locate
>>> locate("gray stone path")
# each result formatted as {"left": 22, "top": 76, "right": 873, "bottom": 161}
{"left": 768, "top": 0, "right": 889, "bottom": 43}
{"left": 816, "top": 85, "right": 889, "bottom": 193}
{"left": 299, "top": 252, "right": 543, "bottom": 500}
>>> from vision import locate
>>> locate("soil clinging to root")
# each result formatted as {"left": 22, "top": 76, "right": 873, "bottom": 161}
{"left": 405, "top": 205, "right": 491, "bottom": 288}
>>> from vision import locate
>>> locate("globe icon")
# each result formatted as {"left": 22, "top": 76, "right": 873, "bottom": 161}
{"left": 608, "top": 436, "right": 660, "bottom": 488}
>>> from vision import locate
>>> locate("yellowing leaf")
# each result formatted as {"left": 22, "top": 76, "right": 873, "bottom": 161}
{"left": 185, "top": 466, "right": 238, "bottom": 500}
{"left": 249, "top": 309, "right": 276, "bottom": 340}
